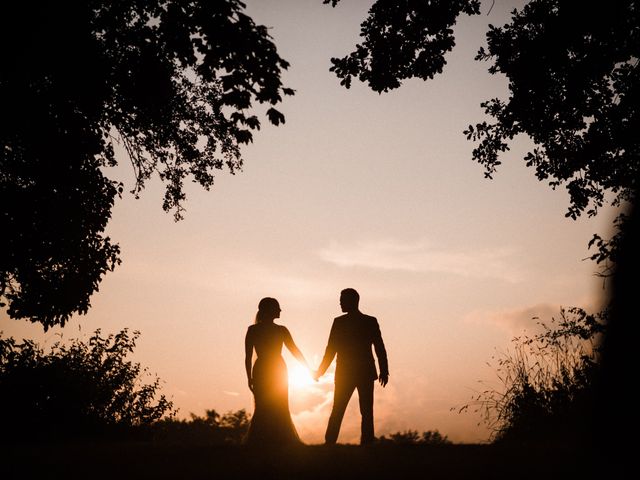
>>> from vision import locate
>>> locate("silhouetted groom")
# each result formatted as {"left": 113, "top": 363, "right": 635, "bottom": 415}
{"left": 315, "top": 288, "right": 389, "bottom": 445}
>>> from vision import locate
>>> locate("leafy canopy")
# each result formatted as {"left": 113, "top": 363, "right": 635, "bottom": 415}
{"left": 465, "top": 0, "right": 639, "bottom": 264}
{"left": 0, "top": 1, "right": 292, "bottom": 328}
{"left": 326, "top": 0, "right": 481, "bottom": 92}
{"left": 328, "top": 0, "right": 639, "bottom": 265}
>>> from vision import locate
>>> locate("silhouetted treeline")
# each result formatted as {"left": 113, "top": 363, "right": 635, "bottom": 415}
{"left": 379, "top": 429, "right": 452, "bottom": 445}
{"left": 0, "top": 329, "right": 173, "bottom": 441}
{"left": 150, "top": 409, "right": 250, "bottom": 445}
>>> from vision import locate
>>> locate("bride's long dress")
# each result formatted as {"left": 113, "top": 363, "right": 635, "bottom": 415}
{"left": 246, "top": 323, "right": 300, "bottom": 445}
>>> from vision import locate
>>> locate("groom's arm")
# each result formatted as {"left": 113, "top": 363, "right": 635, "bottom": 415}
{"left": 317, "top": 320, "right": 338, "bottom": 377}
{"left": 372, "top": 318, "right": 389, "bottom": 386}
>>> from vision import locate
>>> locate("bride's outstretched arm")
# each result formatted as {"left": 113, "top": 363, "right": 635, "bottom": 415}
{"left": 316, "top": 321, "right": 337, "bottom": 378}
{"left": 283, "top": 327, "right": 310, "bottom": 369}
{"left": 245, "top": 329, "right": 254, "bottom": 392}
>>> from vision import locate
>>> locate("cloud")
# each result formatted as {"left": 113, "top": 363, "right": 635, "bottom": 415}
{"left": 318, "top": 239, "right": 523, "bottom": 283}
{"left": 467, "top": 294, "right": 604, "bottom": 336}
{"left": 290, "top": 368, "right": 337, "bottom": 443}
{"left": 465, "top": 303, "right": 561, "bottom": 334}
{"left": 289, "top": 367, "right": 491, "bottom": 444}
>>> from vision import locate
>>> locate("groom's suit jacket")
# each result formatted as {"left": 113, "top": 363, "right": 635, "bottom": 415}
{"left": 319, "top": 312, "right": 389, "bottom": 383}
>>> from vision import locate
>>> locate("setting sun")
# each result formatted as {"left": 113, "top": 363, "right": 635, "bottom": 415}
{"left": 288, "top": 364, "right": 315, "bottom": 390}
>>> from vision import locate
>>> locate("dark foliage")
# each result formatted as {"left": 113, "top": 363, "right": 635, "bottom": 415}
{"left": 0, "top": 329, "right": 174, "bottom": 440}
{"left": 593, "top": 181, "right": 640, "bottom": 476}
{"left": 151, "top": 408, "right": 250, "bottom": 445}
{"left": 0, "top": 1, "right": 292, "bottom": 328}
{"left": 460, "top": 307, "right": 605, "bottom": 445}
{"left": 325, "top": 0, "right": 480, "bottom": 92}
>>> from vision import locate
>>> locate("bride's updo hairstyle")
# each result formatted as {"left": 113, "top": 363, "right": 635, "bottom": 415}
{"left": 255, "top": 297, "right": 280, "bottom": 324}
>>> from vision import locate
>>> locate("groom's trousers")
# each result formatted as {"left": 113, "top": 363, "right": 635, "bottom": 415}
{"left": 325, "top": 377, "right": 374, "bottom": 444}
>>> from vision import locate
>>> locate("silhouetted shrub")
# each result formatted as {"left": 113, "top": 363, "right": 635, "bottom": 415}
{"left": 461, "top": 307, "right": 605, "bottom": 445}
{"left": 380, "top": 429, "right": 451, "bottom": 445}
{"left": 151, "top": 409, "right": 250, "bottom": 445}
{"left": 420, "top": 430, "right": 452, "bottom": 445}
{"left": 0, "top": 329, "right": 174, "bottom": 441}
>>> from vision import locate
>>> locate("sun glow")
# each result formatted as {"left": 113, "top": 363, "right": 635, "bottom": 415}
{"left": 288, "top": 364, "right": 315, "bottom": 390}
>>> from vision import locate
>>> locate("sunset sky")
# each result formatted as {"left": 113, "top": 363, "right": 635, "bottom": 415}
{"left": 1, "top": 0, "right": 615, "bottom": 443}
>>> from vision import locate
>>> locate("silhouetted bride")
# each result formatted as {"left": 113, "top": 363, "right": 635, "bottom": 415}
{"left": 244, "top": 297, "right": 310, "bottom": 445}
